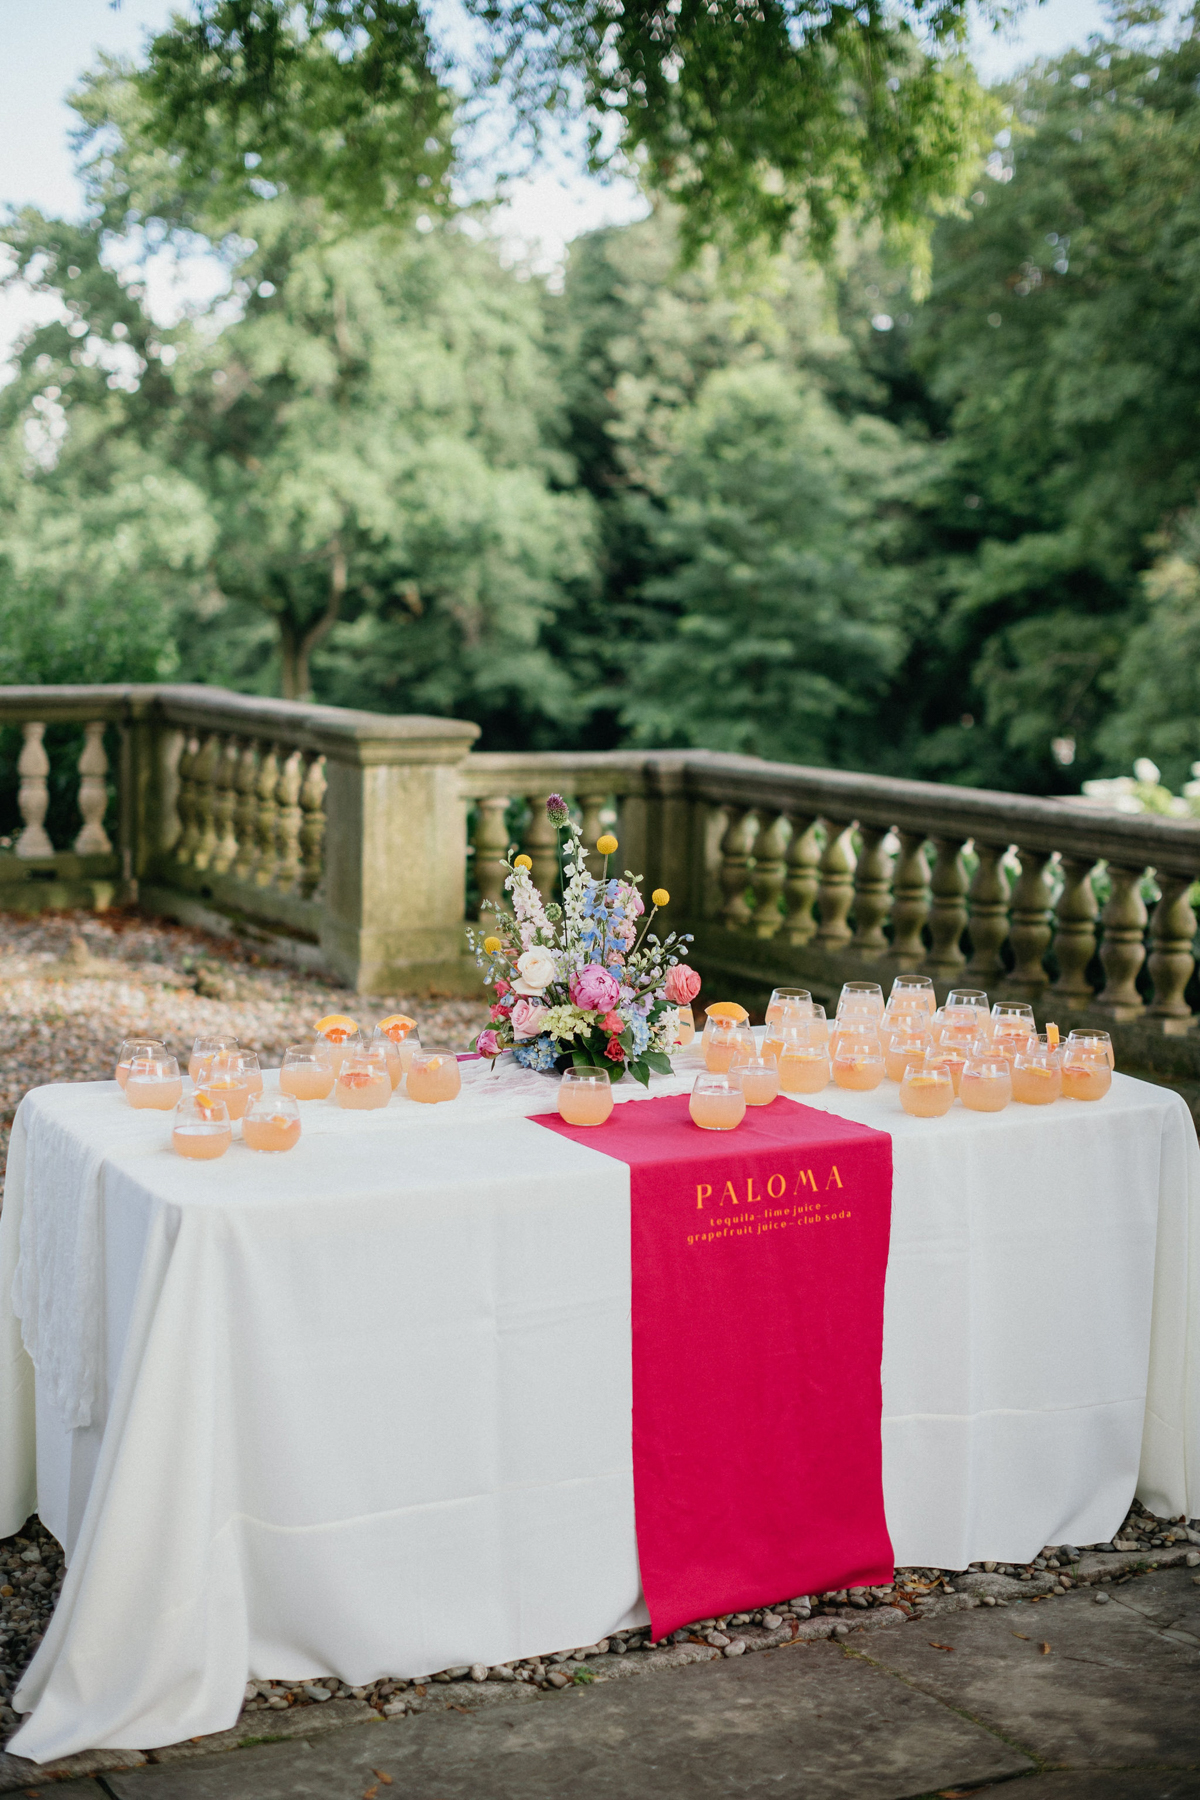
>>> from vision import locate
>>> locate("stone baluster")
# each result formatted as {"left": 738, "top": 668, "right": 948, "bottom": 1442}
{"left": 525, "top": 793, "right": 563, "bottom": 899}
{"left": 1095, "top": 864, "right": 1149, "bottom": 1019}
{"left": 782, "top": 814, "right": 820, "bottom": 946}
{"left": 1003, "top": 848, "right": 1054, "bottom": 1000}
{"left": 1147, "top": 874, "right": 1196, "bottom": 1030}
{"left": 925, "top": 837, "right": 969, "bottom": 977}
{"left": 815, "top": 819, "right": 856, "bottom": 949}
{"left": 964, "top": 842, "right": 1011, "bottom": 983}
{"left": 253, "top": 744, "right": 281, "bottom": 887}
{"left": 298, "top": 755, "right": 327, "bottom": 897}
{"left": 210, "top": 737, "right": 241, "bottom": 874}
{"left": 15, "top": 721, "right": 53, "bottom": 857}
{"left": 233, "top": 742, "right": 260, "bottom": 879}
{"left": 719, "top": 808, "right": 759, "bottom": 931}
{"left": 473, "top": 796, "right": 512, "bottom": 916}
{"left": 890, "top": 832, "right": 931, "bottom": 966}
{"left": 190, "top": 735, "right": 221, "bottom": 871}
{"left": 1051, "top": 857, "right": 1099, "bottom": 1009}
{"left": 851, "top": 826, "right": 893, "bottom": 957}
{"left": 751, "top": 812, "right": 789, "bottom": 938}
{"left": 274, "top": 748, "right": 305, "bottom": 892}
{"left": 73, "top": 721, "right": 112, "bottom": 855}
{"left": 174, "top": 736, "right": 200, "bottom": 864}
{"left": 578, "top": 791, "right": 609, "bottom": 859}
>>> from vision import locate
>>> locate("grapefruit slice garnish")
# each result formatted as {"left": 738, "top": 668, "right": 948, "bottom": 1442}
{"left": 316, "top": 1013, "right": 359, "bottom": 1042}
{"left": 339, "top": 1069, "right": 374, "bottom": 1087}
{"left": 377, "top": 1013, "right": 418, "bottom": 1041}
{"left": 705, "top": 1002, "right": 749, "bottom": 1022}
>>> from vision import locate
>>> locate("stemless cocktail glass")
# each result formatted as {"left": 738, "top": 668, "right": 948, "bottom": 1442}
{"left": 702, "top": 1017, "right": 753, "bottom": 1073}
{"left": 765, "top": 1002, "right": 825, "bottom": 1064}
{"left": 1012, "top": 1036, "right": 1062, "bottom": 1105}
{"left": 832, "top": 1030, "right": 886, "bottom": 1092}
{"left": 126, "top": 1054, "right": 182, "bottom": 1110}
{"left": 884, "top": 1028, "right": 932, "bottom": 1084}
{"left": 235, "top": 1050, "right": 263, "bottom": 1098}
{"left": 189, "top": 1034, "right": 238, "bottom": 1083}
{"left": 689, "top": 1074, "right": 746, "bottom": 1130}
{"left": 1060, "top": 1042, "right": 1112, "bottom": 1101}
{"left": 1066, "top": 1029, "right": 1115, "bottom": 1071}
{"left": 406, "top": 1049, "right": 462, "bottom": 1105}
{"left": 959, "top": 1052, "right": 1012, "bottom": 1112}
{"left": 928, "top": 1039, "right": 968, "bottom": 1096}
{"left": 370, "top": 1026, "right": 404, "bottom": 1090}
{"left": 279, "top": 1043, "right": 336, "bottom": 1100}
{"left": 557, "top": 1067, "right": 614, "bottom": 1126}
{"left": 396, "top": 1028, "right": 423, "bottom": 1077}
{"left": 115, "top": 1038, "right": 165, "bottom": 1088}
{"left": 766, "top": 987, "right": 813, "bottom": 1025}
{"left": 316, "top": 1021, "right": 363, "bottom": 1075}
{"left": 673, "top": 1005, "right": 696, "bottom": 1047}
{"left": 195, "top": 1049, "right": 252, "bottom": 1120}
{"left": 888, "top": 975, "right": 935, "bottom": 1020}
{"left": 335, "top": 1048, "right": 392, "bottom": 1110}
{"left": 944, "top": 988, "right": 990, "bottom": 1032}
{"left": 989, "top": 1002, "right": 1035, "bottom": 1053}
{"left": 736, "top": 1055, "right": 780, "bottom": 1106}
{"left": 172, "top": 1093, "right": 232, "bottom": 1159}
{"left": 900, "top": 1062, "right": 954, "bottom": 1118}
{"left": 777, "top": 1022, "right": 831, "bottom": 1094}
{"left": 242, "top": 1091, "right": 302, "bottom": 1152}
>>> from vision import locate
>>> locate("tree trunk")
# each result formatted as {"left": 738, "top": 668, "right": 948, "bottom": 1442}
{"left": 276, "top": 537, "right": 347, "bottom": 702}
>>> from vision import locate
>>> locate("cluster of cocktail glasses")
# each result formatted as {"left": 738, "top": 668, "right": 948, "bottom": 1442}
{"left": 113, "top": 1012, "right": 463, "bottom": 1161}
{"left": 683, "top": 978, "right": 1114, "bottom": 1128}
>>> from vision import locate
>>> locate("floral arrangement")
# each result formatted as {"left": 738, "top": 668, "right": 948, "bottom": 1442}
{"left": 467, "top": 795, "right": 702, "bottom": 1085}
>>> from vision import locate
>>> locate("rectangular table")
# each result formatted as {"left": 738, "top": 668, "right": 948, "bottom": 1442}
{"left": 2, "top": 1053, "right": 1197, "bottom": 1762}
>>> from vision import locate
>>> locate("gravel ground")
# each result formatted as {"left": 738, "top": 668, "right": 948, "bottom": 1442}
{"left": 2, "top": 911, "right": 1198, "bottom": 1748}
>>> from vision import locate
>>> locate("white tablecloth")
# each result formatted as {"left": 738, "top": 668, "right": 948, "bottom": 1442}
{"left": 1, "top": 1052, "right": 1196, "bottom": 1762}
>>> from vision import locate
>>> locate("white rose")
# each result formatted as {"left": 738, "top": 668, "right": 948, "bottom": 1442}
{"left": 512, "top": 946, "right": 557, "bottom": 995}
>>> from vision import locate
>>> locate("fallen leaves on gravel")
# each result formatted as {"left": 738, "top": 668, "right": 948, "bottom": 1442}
{"left": 928, "top": 1641, "right": 955, "bottom": 1652}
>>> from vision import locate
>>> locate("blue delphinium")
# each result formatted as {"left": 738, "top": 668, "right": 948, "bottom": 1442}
{"left": 513, "top": 1034, "right": 561, "bottom": 1072}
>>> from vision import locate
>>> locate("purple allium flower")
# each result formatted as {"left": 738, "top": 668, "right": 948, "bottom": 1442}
{"left": 545, "top": 793, "right": 571, "bottom": 828}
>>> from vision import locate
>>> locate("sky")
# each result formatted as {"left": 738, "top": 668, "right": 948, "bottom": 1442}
{"left": 0, "top": 0, "right": 1115, "bottom": 353}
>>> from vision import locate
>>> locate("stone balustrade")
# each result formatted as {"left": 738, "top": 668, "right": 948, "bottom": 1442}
{"left": 1, "top": 692, "right": 1198, "bottom": 1108}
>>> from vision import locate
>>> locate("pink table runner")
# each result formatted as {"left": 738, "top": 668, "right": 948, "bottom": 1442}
{"left": 534, "top": 1093, "right": 894, "bottom": 1637}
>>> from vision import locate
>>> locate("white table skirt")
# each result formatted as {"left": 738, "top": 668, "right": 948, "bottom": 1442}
{"left": 1, "top": 1052, "right": 1197, "bottom": 1763}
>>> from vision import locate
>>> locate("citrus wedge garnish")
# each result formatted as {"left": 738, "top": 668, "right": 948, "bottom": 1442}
{"left": 315, "top": 1013, "right": 359, "bottom": 1042}
{"left": 704, "top": 1002, "right": 749, "bottom": 1023}
{"left": 377, "top": 1013, "right": 418, "bottom": 1041}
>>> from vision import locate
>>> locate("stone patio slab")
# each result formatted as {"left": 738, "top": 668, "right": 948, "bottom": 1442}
{"left": 105, "top": 1641, "right": 1032, "bottom": 1800}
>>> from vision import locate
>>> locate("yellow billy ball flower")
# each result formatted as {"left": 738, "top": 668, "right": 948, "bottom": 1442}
{"left": 596, "top": 834, "right": 618, "bottom": 855}
{"left": 482, "top": 936, "right": 502, "bottom": 955}
{"left": 513, "top": 854, "right": 533, "bottom": 871}
{"left": 651, "top": 888, "right": 670, "bottom": 907}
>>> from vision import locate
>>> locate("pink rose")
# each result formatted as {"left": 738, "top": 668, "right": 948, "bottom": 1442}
{"left": 494, "top": 978, "right": 510, "bottom": 997}
{"left": 600, "top": 1011, "right": 624, "bottom": 1035}
{"left": 489, "top": 1001, "right": 510, "bottom": 1021}
{"left": 664, "top": 964, "right": 701, "bottom": 1005}
{"left": 604, "top": 1037, "right": 627, "bottom": 1062}
{"left": 570, "top": 963, "right": 621, "bottom": 1012}
{"left": 477, "top": 1029, "right": 501, "bottom": 1057}
{"left": 511, "top": 997, "right": 550, "bottom": 1041}
{"left": 610, "top": 918, "right": 637, "bottom": 947}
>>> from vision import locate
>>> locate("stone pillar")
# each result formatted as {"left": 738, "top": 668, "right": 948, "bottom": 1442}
{"left": 316, "top": 715, "right": 481, "bottom": 993}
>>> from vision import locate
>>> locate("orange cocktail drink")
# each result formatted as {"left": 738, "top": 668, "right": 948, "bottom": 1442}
{"left": 126, "top": 1055, "right": 183, "bottom": 1110}
{"left": 900, "top": 1066, "right": 954, "bottom": 1117}
{"left": 737, "top": 1057, "right": 780, "bottom": 1106}
{"left": 557, "top": 1068, "right": 614, "bottom": 1125}
{"left": 375, "top": 1015, "right": 418, "bottom": 1088}
{"left": 115, "top": 1039, "right": 164, "bottom": 1088}
{"left": 315, "top": 1013, "right": 362, "bottom": 1074}
{"left": 242, "top": 1093, "right": 302, "bottom": 1151}
{"left": 884, "top": 1030, "right": 931, "bottom": 1084}
{"left": 832, "top": 1033, "right": 885, "bottom": 1091}
{"left": 673, "top": 1005, "right": 695, "bottom": 1048}
{"left": 702, "top": 1020, "right": 752, "bottom": 1073}
{"left": 172, "top": 1093, "right": 232, "bottom": 1159}
{"left": 1012, "top": 1039, "right": 1062, "bottom": 1105}
{"left": 689, "top": 1075, "right": 746, "bottom": 1130}
{"left": 1060, "top": 1053, "right": 1111, "bottom": 1101}
{"left": 1066, "top": 1030, "right": 1115, "bottom": 1071}
{"left": 406, "top": 1051, "right": 462, "bottom": 1104}
{"left": 196, "top": 1052, "right": 252, "bottom": 1121}
{"left": 188, "top": 1035, "right": 238, "bottom": 1084}
{"left": 765, "top": 988, "right": 812, "bottom": 1027}
{"left": 279, "top": 1044, "right": 335, "bottom": 1100}
{"left": 960, "top": 1057, "right": 1012, "bottom": 1112}
{"left": 335, "top": 1049, "right": 391, "bottom": 1109}
{"left": 778, "top": 1046, "right": 831, "bottom": 1093}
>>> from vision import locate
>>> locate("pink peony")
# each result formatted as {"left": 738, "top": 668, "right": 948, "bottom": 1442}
{"left": 511, "top": 997, "right": 550, "bottom": 1041}
{"left": 570, "top": 963, "right": 621, "bottom": 1012}
{"left": 600, "top": 1011, "right": 624, "bottom": 1035}
{"left": 604, "top": 1037, "right": 627, "bottom": 1062}
{"left": 664, "top": 963, "right": 701, "bottom": 1005}
{"left": 477, "top": 1029, "right": 501, "bottom": 1058}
